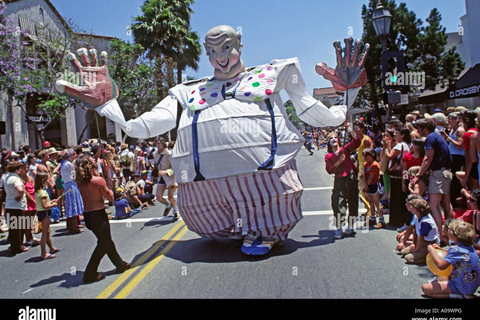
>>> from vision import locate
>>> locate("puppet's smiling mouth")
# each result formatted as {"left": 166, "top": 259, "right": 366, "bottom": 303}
{"left": 217, "top": 59, "right": 229, "bottom": 68}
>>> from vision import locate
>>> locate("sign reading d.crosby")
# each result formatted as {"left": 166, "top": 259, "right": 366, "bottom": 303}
{"left": 449, "top": 84, "right": 480, "bottom": 98}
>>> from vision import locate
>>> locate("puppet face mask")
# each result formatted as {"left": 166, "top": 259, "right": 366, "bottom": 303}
{"left": 204, "top": 25, "right": 244, "bottom": 80}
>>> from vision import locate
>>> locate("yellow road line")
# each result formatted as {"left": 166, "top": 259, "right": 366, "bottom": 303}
{"left": 114, "top": 225, "right": 188, "bottom": 298}
{"left": 96, "top": 221, "right": 187, "bottom": 299}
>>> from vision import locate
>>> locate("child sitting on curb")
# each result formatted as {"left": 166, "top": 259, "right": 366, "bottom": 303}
{"left": 422, "top": 219, "right": 480, "bottom": 299}
{"left": 396, "top": 194, "right": 422, "bottom": 252}
{"left": 400, "top": 198, "right": 440, "bottom": 264}
{"left": 114, "top": 190, "right": 141, "bottom": 220}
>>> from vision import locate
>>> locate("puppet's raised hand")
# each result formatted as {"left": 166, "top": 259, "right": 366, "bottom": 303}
{"left": 315, "top": 38, "right": 370, "bottom": 92}
{"left": 55, "top": 48, "right": 118, "bottom": 109}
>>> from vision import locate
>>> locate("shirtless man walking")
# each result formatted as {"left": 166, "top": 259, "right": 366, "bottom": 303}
{"left": 75, "top": 155, "right": 130, "bottom": 283}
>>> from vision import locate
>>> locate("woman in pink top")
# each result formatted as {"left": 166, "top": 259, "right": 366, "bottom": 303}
{"left": 325, "top": 122, "right": 362, "bottom": 239}
{"left": 20, "top": 162, "right": 40, "bottom": 247}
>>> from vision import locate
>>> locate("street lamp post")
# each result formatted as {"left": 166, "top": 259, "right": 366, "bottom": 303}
{"left": 372, "top": 5, "right": 392, "bottom": 54}
{"left": 372, "top": 5, "right": 393, "bottom": 120}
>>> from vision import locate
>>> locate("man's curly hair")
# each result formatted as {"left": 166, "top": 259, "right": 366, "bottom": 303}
{"left": 75, "top": 155, "right": 94, "bottom": 185}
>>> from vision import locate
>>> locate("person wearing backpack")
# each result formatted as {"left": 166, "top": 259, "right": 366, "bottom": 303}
{"left": 119, "top": 144, "right": 134, "bottom": 184}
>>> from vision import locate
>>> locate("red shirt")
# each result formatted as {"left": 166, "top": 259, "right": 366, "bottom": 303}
{"left": 463, "top": 128, "right": 478, "bottom": 150}
{"left": 403, "top": 152, "right": 423, "bottom": 169}
{"left": 364, "top": 161, "right": 380, "bottom": 185}
{"left": 325, "top": 137, "right": 361, "bottom": 179}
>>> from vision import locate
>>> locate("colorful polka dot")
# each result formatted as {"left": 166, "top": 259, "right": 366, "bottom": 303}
{"left": 254, "top": 96, "right": 262, "bottom": 102}
{"left": 252, "top": 82, "right": 260, "bottom": 87}
{"left": 258, "top": 73, "right": 265, "bottom": 79}
{"left": 266, "top": 65, "right": 273, "bottom": 71}
{"left": 206, "top": 83, "right": 213, "bottom": 87}
{"left": 200, "top": 91, "right": 207, "bottom": 96}
{"left": 190, "top": 105, "right": 195, "bottom": 111}
{"left": 265, "top": 89, "right": 272, "bottom": 95}
{"left": 199, "top": 99, "right": 205, "bottom": 104}
{"left": 267, "top": 78, "right": 274, "bottom": 84}
{"left": 189, "top": 98, "right": 194, "bottom": 103}
{"left": 211, "top": 93, "right": 218, "bottom": 97}
{"left": 244, "top": 92, "right": 251, "bottom": 97}
{"left": 191, "top": 90, "right": 195, "bottom": 94}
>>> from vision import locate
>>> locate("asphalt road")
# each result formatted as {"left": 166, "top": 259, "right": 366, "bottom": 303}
{"left": 0, "top": 147, "right": 478, "bottom": 313}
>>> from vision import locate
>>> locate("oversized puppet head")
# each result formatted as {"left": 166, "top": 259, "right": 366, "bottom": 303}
{"left": 204, "top": 25, "right": 245, "bottom": 80}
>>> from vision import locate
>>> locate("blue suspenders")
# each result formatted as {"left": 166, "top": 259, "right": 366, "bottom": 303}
{"left": 257, "top": 98, "right": 277, "bottom": 170}
{"left": 192, "top": 110, "right": 205, "bottom": 182}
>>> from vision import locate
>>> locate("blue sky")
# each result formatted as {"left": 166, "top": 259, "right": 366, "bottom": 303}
{"left": 49, "top": 0, "right": 466, "bottom": 95}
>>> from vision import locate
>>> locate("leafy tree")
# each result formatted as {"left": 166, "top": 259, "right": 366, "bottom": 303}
{"left": 175, "top": 29, "right": 202, "bottom": 84}
{"left": 0, "top": 3, "right": 81, "bottom": 146}
{"left": 360, "top": 0, "right": 464, "bottom": 113}
{"left": 284, "top": 100, "right": 305, "bottom": 128}
{"left": 417, "top": 8, "right": 464, "bottom": 90}
{"left": 131, "top": 0, "right": 200, "bottom": 140}
{"left": 360, "top": 0, "right": 422, "bottom": 109}
{"left": 131, "top": 0, "right": 196, "bottom": 100}
{"left": 107, "top": 38, "right": 157, "bottom": 118}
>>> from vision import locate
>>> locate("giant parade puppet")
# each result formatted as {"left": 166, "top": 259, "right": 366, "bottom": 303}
{"left": 55, "top": 25, "right": 369, "bottom": 255}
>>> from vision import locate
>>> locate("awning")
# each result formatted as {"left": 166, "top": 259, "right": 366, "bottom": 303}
{"left": 418, "top": 86, "right": 448, "bottom": 104}
{"left": 446, "top": 63, "right": 480, "bottom": 99}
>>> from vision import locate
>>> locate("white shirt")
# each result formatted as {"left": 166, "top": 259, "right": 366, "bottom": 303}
{"left": 119, "top": 149, "right": 134, "bottom": 170}
{"left": 60, "top": 161, "right": 75, "bottom": 184}
{"left": 4, "top": 173, "right": 27, "bottom": 210}
{"left": 412, "top": 213, "right": 440, "bottom": 243}
{"left": 28, "top": 164, "right": 37, "bottom": 179}
{"left": 393, "top": 141, "right": 410, "bottom": 159}
{"left": 97, "top": 58, "right": 359, "bottom": 182}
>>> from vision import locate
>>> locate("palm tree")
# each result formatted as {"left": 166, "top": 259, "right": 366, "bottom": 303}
{"left": 131, "top": 0, "right": 195, "bottom": 99}
{"left": 175, "top": 29, "right": 202, "bottom": 84}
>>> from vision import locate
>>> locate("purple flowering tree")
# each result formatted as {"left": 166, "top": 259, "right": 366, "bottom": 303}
{"left": 0, "top": 3, "right": 81, "bottom": 146}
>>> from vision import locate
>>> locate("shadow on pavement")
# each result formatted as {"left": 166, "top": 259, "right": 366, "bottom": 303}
{"left": 140, "top": 218, "right": 177, "bottom": 230}
{"left": 28, "top": 268, "right": 119, "bottom": 289}
{"left": 126, "top": 233, "right": 330, "bottom": 266}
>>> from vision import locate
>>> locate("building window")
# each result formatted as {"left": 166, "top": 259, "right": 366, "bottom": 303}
{"left": 39, "top": 7, "right": 45, "bottom": 23}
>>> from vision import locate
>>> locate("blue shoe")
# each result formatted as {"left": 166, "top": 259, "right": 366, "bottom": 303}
{"left": 241, "top": 236, "right": 276, "bottom": 255}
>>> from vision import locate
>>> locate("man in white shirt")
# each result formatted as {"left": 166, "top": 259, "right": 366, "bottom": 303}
{"left": 119, "top": 144, "right": 134, "bottom": 184}
{"left": 4, "top": 161, "right": 28, "bottom": 254}
{"left": 153, "top": 138, "right": 178, "bottom": 220}
{"left": 55, "top": 25, "right": 369, "bottom": 255}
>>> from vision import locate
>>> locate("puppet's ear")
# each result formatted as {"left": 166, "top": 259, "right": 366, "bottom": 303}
{"left": 236, "top": 29, "right": 242, "bottom": 45}
{"left": 203, "top": 41, "right": 209, "bottom": 55}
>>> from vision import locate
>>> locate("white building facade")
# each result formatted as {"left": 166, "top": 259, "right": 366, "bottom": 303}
{"left": 0, "top": 0, "right": 122, "bottom": 152}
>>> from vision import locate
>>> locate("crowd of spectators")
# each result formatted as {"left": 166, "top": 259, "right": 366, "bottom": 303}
{"left": 1, "top": 106, "right": 479, "bottom": 296}
{"left": 306, "top": 105, "right": 480, "bottom": 298}
{"left": 0, "top": 138, "right": 176, "bottom": 256}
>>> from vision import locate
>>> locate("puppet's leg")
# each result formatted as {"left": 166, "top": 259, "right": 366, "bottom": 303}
{"left": 177, "top": 161, "right": 304, "bottom": 255}
{"left": 231, "top": 160, "right": 303, "bottom": 255}
{"left": 176, "top": 179, "right": 238, "bottom": 239}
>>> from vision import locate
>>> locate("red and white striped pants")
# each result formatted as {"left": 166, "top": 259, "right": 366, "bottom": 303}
{"left": 177, "top": 160, "right": 304, "bottom": 240}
